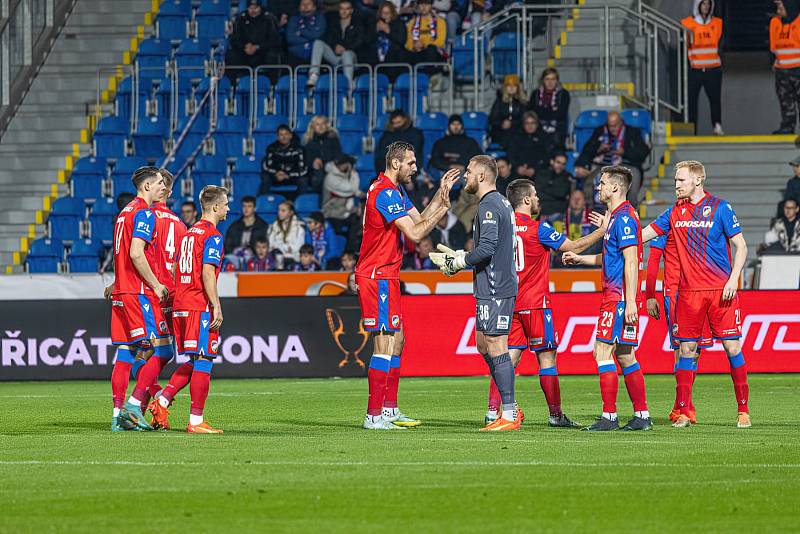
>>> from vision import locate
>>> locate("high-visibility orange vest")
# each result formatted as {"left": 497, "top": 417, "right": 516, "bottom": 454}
{"left": 681, "top": 16, "right": 723, "bottom": 69}
{"left": 770, "top": 16, "right": 800, "bottom": 69}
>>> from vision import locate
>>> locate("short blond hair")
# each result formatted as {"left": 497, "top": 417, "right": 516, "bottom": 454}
{"left": 675, "top": 160, "right": 706, "bottom": 180}
{"left": 199, "top": 185, "right": 228, "bottom": 211}
{"left": 470, "top": 155, "right": 498, "bottom": 180}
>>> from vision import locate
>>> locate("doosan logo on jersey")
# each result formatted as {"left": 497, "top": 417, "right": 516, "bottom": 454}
{"left": 675, "top": 220, "right": 714, "bottom": 228}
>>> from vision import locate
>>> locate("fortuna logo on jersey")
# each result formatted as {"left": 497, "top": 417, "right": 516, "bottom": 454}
{"left": 675, "top": 220, "right": 714, "bottom": 228}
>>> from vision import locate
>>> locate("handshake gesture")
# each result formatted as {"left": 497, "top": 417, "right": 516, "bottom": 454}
{"left": 430, "top": 244, "right": 468, "bottom": 276}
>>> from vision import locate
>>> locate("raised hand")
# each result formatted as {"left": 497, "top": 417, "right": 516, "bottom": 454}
{"left": 562, "top": 251, "right": 581, "bottom": 266}
{"left": 589, "top": 210, "right": 610, "bottom": 231}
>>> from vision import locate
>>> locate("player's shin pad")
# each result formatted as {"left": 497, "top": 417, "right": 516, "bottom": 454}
{"left": 430, "top": 244, "right": 467, "bottom": 277}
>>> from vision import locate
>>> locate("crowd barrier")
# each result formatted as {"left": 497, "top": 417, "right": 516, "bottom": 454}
{"left": 0, "top": 291, "right": 797, "bottom": 381}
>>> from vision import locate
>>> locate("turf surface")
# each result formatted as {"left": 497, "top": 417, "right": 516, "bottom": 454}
{"left": 1, "top": 374, "right": 799, "bottom": 533}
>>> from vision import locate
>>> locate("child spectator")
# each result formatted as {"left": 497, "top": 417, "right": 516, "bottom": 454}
{"left": 340, "top": 250, "right": 358, "bottom": 271}
{"left": 246, "top": 236, "right": 277, "bottom": 271}
{"left": 224, "top": 196, "right": 269, "bottom": 270}
{"left": 268, "top": 200, "right": 306, "bottom": 263}
{"left": 294, "top": 243, "right": 320, "bottom": 271}
{"left": 305, "top": 211, "right": 338, "bottom": 268}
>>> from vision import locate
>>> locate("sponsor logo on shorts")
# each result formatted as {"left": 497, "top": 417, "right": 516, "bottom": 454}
{"left": 722, "top": 328, "right": 741, "bottom": 336}
{"left": 130, "top": 328, "right": 145, "bottom": 338}
{"left": 363, "top": 318, "right": 377, "bottom": 327}
{"left": 173, "top": 311, "right": 189, "bottom": 317}
{"left": 184, "top": 340, "right": 198, "bottom": 349}
{"left": 112, "top": 300, "right": 124, "bottom": 307}
{"left": 530, "top": 337, "right": 543, "bottom": 346}
{"left": 623, "top": 325, "right": 637, "bottom": 340}
{"left": 210, "top": 340, "right": 219, "bottom": 353}
{"left": 391, "top": 315, "right": 400, "bottom": 328}
{"left": 497, "top": 315, "right": 509, "bottom": 330}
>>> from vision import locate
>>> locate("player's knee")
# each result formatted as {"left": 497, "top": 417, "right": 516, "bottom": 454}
{"left": 680, "top": 342, "right": 698, "bottom": 357}
{"left": 536, "top": 350, "right": 556, "bottom": 369}
{"left": 722, "top": 339, "right": 742, "bottom": 357}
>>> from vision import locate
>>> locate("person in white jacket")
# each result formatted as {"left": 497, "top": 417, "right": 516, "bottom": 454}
{"left": 322, "top": 155, "right": 363, "bottom": 222}
{"left": 268, "top": 201, "right": 307, "bottom": 266}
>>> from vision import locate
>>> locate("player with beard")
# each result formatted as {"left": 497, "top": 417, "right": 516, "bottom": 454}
{"left": 357, "top": 141, "right": 460, "bottom": 430}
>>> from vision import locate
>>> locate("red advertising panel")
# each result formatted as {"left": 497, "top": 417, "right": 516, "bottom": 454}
{"left": 400, "top": 291, "right": 800, "bottom": 376}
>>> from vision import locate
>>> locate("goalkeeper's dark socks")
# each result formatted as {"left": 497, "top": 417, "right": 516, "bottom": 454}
{"left": 675, "top": 357, "right": 695, "bottom": 415}
{"left": 622, "top": 362, "right": 648, "bottom": 413}
{"left": 487, "top": 378, "right": 501, "bottom": 411}
{"left": 367, "top": 354, "right": 391, "bottom": 417}
{"left": 728, "top": 352, "right": 749, "bottom": 412}
{"left": 492, "top": 353, "right": 515, "bottom": 419}
{"left": 596, "top": 360, "right": 618, "bottom": 414}
{"left": 160, "top": 361, "right": 194, "bottom": 407}
{"left": 538, "top": 366, "right": 561, "bottom": 416}
{"left": 383, "top": 356, "right": 401, "bottom": 409}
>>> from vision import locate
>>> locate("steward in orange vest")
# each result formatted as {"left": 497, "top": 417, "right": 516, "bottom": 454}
{"left": 771, "top": 0, "right": 800, "bottom": 133}
{"left": 681, "top": 0, "right": 724, "bottom": 134}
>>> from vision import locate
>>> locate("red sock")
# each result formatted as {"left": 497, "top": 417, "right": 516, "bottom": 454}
{"left": 689, "top": 368, "right": 697, "bottom": 412}
{"left": 487, "top": 378, "right": 501, "bottom": 411}
{"left": 730, "top": 365, "right": 749, "bottom": 413}
{"left": 675, "top": 369, "right": 694, "bottom": 416}
{"left": 162, "top": 362, "right": 194, "bottom": 403}
{"left": 598, "top": 371, "right": 618, "bottom": 413}
{"left": 539, "top": 374, "right": 561, "bottom": 416}
{"left": 189, "top": 370, "right": 211, "bottom": 416}
{"left": 130, "top": 357, "right": 163, "bottom": 403}
{"left": 383, "top": 356, "right": 401, "bottom": 409}
{"left": 111, "top": 360, "right": 132, "bottom": 409}
{"left": 672, "top": 369, "right": 680, "bottom": 412}
{"left": 622, "top": 367, "right": 648, "bottom": 412}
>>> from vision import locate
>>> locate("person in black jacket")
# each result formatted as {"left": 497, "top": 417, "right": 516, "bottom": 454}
{"left": 495, "top": 156, "right": 518, "bottom": 197}
{"left": 429, "top": 114, "right": 481, "bottom": 175}
{"left": 224, "top": 196, "right": 270, "bottom": 255}
{"left": 574, "top": 110, "right": 650, "bottom": 206}
{"left": 260, "top": 124, "right": 308, "bottom": 198}
{"left": 306, "top": 0, "right": 367, "bottom": 93}
{"left": 225, "top": 0, "right": 283, "bottom": 84}
{"left": 374, "top": 109, "right": 424, "bottom": 172}
{"left": 430, "top": 210, "right": 468, "bottom": 250}
{"left": 303, "top": 115, "right": 343, "bottom": 191}
{"left": 528, "top": 67, "right": 570, "bottom": 149}
{"left": 506, "top": 111, "right": 555, "bottom": 180}
{"left": 534, "top": 152, "right": 573, "bottom": 221}
{"left": 488, "top": 74, "right": 528, "bottom": 148}
{"left": 363, "top": 1, "right": 408, "bottom": 81}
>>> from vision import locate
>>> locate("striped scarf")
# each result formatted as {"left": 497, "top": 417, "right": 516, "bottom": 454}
{"left": 411, "top": 14, "right": 437, "bottom": 42}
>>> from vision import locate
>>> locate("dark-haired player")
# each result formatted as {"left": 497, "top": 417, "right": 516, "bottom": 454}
{"left": 562, "top": 165, "right": 651, "bottom": 431}
{"left": 356, "top": 141, "right": 459, "bottom": 430}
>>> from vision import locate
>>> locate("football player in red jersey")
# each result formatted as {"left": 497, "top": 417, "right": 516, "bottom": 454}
{"left": 150, "top": 186, "right": 229, "bottom": 433}
{"left": 105, "top": 167, "right": 169, "bottom": 431}
{"left": 356, "top": 141, "right": 459, "bottom": 430}
{"left": 642, "top": 160, "right": 750, "bottom": 428}
{"left": 483, "top": 179, "right": 608, "bottom": 427}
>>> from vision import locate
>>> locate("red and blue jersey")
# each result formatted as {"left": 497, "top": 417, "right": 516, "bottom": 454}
{"left": 151, "top": 201, "right": 187, "bottom": 297}
{"left": 652, "top": 193, "right": 741, "bottom": 291}
{"left": 601, "top": 200, "right": 643, "bottom": 303}
{"left": 113, "top": 196, "right": 156, "bottom": 295}
{"left": 514, "top": 212, "right": 566, "bottom": 310}
{"left": 649, "top": 229, "right": 680, "bottom": 296}
{"left": 355, "top": 173, "right": 415, "bottom": 280}
{"left": 174, "top": 220, "right": 224, "bottom": 312}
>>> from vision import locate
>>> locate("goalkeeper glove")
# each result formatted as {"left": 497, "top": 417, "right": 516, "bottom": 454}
{"left": 430, "top": 244, "right": 467, "bottom": 276}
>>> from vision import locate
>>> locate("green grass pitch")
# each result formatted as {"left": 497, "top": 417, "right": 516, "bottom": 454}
{"left": 1, "top": 374, "right": 799, "bottom": 532}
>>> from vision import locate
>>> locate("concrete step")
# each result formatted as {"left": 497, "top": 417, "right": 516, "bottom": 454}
{"left": 0, "top": 170, "right": 60, "bottom": 184}
{"left": 558, "top": 42, "right": 644, "bottom": 60}
{"left": 26, "top": 76, "right": 109, "bottom": 92}
{"left": 0, "top": 224, "right": 39, "bottom": 237}
{"left": 2, "top": 129, "right": 85, "bottom": 144}
{"left": 0, "top": 196, "right": 53, "bottom": 210}
{"left": 0, "top": 183, "right": 65, "bottom": 195}
{"left": 672, "top": 145, "right": 797, "bottom": 163}
{"left": 46, "top": 50, "right": 127, "bottom": 66}
{"left": 0, "top": 156, "right": 76, "bottom": 171}
{"left": 67, "top": 13, "right": 152, "bottom": 27}
{"left": 0, "top": 144, "right": 84, "bottom": 156}
{"left": 23, "top": 89, "right": 100, "bottom": 105}
{"left": 11, "top": 116, "right": 88, "bottom": 131}
{"left": 0, "top": 211, "right": 38, "bottom": 225}
{"left": 54, "top": 35, "right": 134, "bottom": 53}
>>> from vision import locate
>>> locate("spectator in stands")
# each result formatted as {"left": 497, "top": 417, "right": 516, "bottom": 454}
{"left": 304, "top": 115, "right": 343, "bottom": 191}
{"left": 452, "top": 187, "right": 478, "bottom": 231}
{"left": 346, "top": 202, "right": 364, "bottom": 251}
{"left": 306, "top": 0, "right": 367, "bottom": 93}
{"left": 269, "top": 0, "right": 298, "bottom": 26}
{"left": 534, "top": 152, "right": 573, "bottom": 222}
{"left": 785, "top": 156, "right": 800, "bottom": 206}
{"left": 322, "top": 154, "right": 362, "bottom": 226}
{"left": 180, "top": 200, "right": 198, "bottom": 227}
{"left": 403, "top": 236, "right": 436, "bottom": 269}
{"left": 495, "top": 156, "right": 517, "bottom": 197}
{"left": 340, "top": 250, "right": 358, "bottom": 271}
{"left": 246, "top": 236, "right": 277, "bottom": 271}
{"left": 574, "top": 110, "right": 650, "bottom": 205}
{"left": 431, "top": 211, "right": 467, "bottom": 250}
{"left": 410, "top": 172, "right": 437, "bottom": 210}
{"left": 268, "top": 200, "right": 306, "bottom": 264}
{"left": 260, "top": 124, "right": 308, "bottom": 197}
{"left": 552, "top": 189, "right": 601, "bottom": 258}
{"left": 404, "top": 0, "right": 447, "bottom": 68}
{"left": 305, "top": 211, "right": 337, "bottom": 267}
{"left": 374, "top": 109, "right": 424, "bottom": 172}
{"left": 681, "top": 0, "right": 724, "bottom": 135}
{"left": 506, "top": 111, "right": 555, "bottom": 180}
{"left": 461, "top": 0, "right": 490, "bottom": 31}
{"left": 433, "top": 0, "right": 462, "bottom": 41}
{"left": 771, "top": 0, "right": 800, "bottom": 134}
{"left": 528, "top": 67, "right": 570, "bottom": 147}
{"left": 364, "top": 2, "right": 408, "bottom": 81}
{"left": 489, "top": 75, "right": 528, "bottom": 148}
{"left": 430, "top": 114, "right": 482, "bottom": 176}
{"left": 286, "top": 0, "right": 327, "bottom": 66}
{"left": 224, "top": 195, "right": 269, "bottom": 257}
{"left": 225, "top": 0, "right": 283, "bottom": 85}
{"left": 294, "top": 243, "right": 321, "bottom": 271}
{"left": 340, "top": 271, "right": 359, "bottom": 295}
{"left": 760, "top": 198, "right": 800, "bottom": 253}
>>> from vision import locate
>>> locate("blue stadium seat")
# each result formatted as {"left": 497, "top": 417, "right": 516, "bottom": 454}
{"left": 574, "top": 128, "right": 594, "bottom": 154}
{"left": 215, "top": 115, "right": 248, "bottom": 156}
{"left": 566, "top": 151, "right": 578, "bottom": 176}
{"left": 192, "top": 154, "right": 227, "bottom": 194}
{"left": 175, "top": 38, "right": 210, "bottom": 70}
{"left": 452, "top": 34, "right": 486, "bottom": 83}
{"left": 355, "top": 157, "right": 375, "bottom": 190}
{"left": 116, "top": 76, "right": 149, "bottom": 120}
{"left": 136, "top": 38, "right": 171, "bottom": 82}
{"left": 353, "top": 74, "right": 373, "bottom": 117}
{"left": 256, "top": 194, "right": 285, "bottom": 218}
{"left": 49, "top": 197, "right": 85, "bottom": 242}
{"left": 157, "top": 1, "right": 190, "bottom": 41}
{"left": 462, "top": 111, "right": 488, "bottom": 148}
{"left": 621, "top": 108, "right": 652, "bottom": 137}
{"left": 197, "top": 76, "right": 232, "bottom": 117}
{"left": 161, "top": 0, "right": 192, "bottom": 16}
{"left": 491, "top": 32, "right": 518, "bottom": 80}
{"left": 253, "top": 114, "right": 287, "bottom": 156}
{"left": 274, "top": 75, "right": 292, "bottom": 117}
{"left": 88, "top": 197, "right": 118, "bottom": 243}
{"left": 234, "top": 75, "right": 270, "bottom": 117}
{"left": 67, "top": 239, "right": 104, "bottom": 273}
{"left": 575, "top": 109, "right": 608, "bottom": 129}
{"left": 173, "top": 115, "right": 210, "bottom": 158}
{"left": 314, "top": 73, "right": 349, "bottom": 117}
{"left": 231, "top": 155, "right": 262, "bottom": 198}
{"left": 416, "top": 112, "right": 448, "bottom": 165}
{"left": 336, "top": 114, "right": 367, "bottom": 156}
{"left": 110, "top": 156, "right": 148, "bottom": 197}
{"left": 294, "top": 193, "right": 320, "bottom": 217}
{"left": 293, "top": 114, "right": 313, "bottom": 138}
{"left": 394, "top": 73, "right": 428, "bottom": 115}
{"left": 132, "top": 117, "right": 170, "bottom": 157}
{"left": 196, "top": 0, "right": 228, "bottom": 42}
{"left": 94, "top": 116, "right": 129, "bottom": 158}
{"left": 330, "top": 234, "right": 346, "bottom": 261}
{"left": 27, "top": 238, "right": 64, "bottom": 273}
{"left": 71, "top": 156, "right": 108, "bottom": 201}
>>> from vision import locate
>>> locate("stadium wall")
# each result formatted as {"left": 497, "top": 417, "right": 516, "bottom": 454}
{"left": 0, "top": 291, "right": 797, "bottom": 381}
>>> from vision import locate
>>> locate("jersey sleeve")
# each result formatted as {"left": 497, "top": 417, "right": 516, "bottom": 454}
{"left": 131, "top": 210, "right": 155, "bottom": 243}
{"left": 202, "top": 235, "right": 223, "bottom": 266}
{"left": 465, "top": 201, "right": 500, "bottom": 266}
{"left": 718, "top": 201, "right": 742, "bottom": 238}
{"left": 615, "top": 213, "right": 641, "bottom": 249}
{"left": 375, "top": 188, "right": 409, "bottom": 223}
{"left": 537, "top": 221, "right": 567, "bottom": 251}
{"left": 401, "top": 186, "right": 415, "bottom": 212}
{"left": 651, "top": 207, "right": 671, "bottom": 236}
{"left": 650, "top": 233, "right": 667, "bottom": 250}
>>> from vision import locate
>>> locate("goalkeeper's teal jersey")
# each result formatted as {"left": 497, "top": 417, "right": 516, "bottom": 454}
{"left": 466, "top": 190, "right": 518, "bottom": 299}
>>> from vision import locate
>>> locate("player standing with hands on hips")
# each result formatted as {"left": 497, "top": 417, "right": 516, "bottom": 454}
{"left": 431, "top": 155, "right": 521, "bottom": 431}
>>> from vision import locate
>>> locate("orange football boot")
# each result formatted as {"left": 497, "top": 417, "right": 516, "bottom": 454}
{"left": 480, "top": 417, "right": 521, "bottom": 431}
{"left": 187, "top": 421, "right": 223, "bottom": 433}
{"left": 668, "top": 409, "right": 680, "bottom": 423}
{"left": 147, "top": 399, "right": 170, "bottom": 430}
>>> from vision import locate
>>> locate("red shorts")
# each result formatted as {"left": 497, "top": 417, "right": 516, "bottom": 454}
{"left": 596, "top": 300, "right": 640, "bottom": 346}
{"left": 509, "top": 309, "right": 559, "bottom": 352}
{"left": 665, "top": 294, "right": 712, "bottom": 349}
{"left": 676, "top": 289, "right": 742, "bottom": 341}
{"left": 110, "top": 293, "right": 170, "bottom": 345}
{"left": 172, "top": 310, "right": 219, "bottom": 356}
{"left": 356, "top": 276, "right": 402, "bottom": 332}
